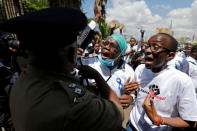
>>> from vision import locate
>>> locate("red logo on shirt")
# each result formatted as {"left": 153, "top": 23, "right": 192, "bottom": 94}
{"left": 149, "top": 84, "right": 166, "bottom": 100}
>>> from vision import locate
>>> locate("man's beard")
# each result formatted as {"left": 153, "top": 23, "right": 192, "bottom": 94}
{"left": 152, "top": 57, "right": 167, "bottom": 72}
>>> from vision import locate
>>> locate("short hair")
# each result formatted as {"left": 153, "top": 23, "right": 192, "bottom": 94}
{"left": 130, "top": 37, "right": 136, "bottom": 41}
{"left": 93, "top": 42, "right": 100, "bottom": 47}
{"left": 158, "top": 33, "right": 178, "bottom": 52}
{"left": 191, "top": 45, "right": 197, "bottom": 53}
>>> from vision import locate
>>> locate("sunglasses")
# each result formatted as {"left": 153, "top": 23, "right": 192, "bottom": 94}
{"left": 102, "top": 41, "right": 119, "bottom": 49}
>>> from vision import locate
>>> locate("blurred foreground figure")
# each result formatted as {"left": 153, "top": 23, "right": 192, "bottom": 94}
{"left": 0, "top": 8, "right": 123, "bottom": 131}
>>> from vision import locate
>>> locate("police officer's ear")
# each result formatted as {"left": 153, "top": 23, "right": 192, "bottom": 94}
{"left": 166, "top": 51, "right": 175, "bottom": 61}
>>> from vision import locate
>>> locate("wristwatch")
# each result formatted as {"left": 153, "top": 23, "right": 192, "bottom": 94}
{"left": 129, "top": 94, "right": 136, "bottom": 104}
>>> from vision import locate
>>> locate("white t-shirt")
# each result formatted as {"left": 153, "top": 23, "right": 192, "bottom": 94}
{"left": 167, "top": 53, "right": 189, "bottom": 74}
{"left": 130, "top": 64, "right": 197, "bottom": 131}
{"left": 125, "top": 45, "right": 138, "bottom": 63}
{"left": 188, "top": 62, "right": 197, "bottom": 93}
{"left": 81, "top": 57, "right": 135, "bottom": 97}
{"left": 177, "top": 51, "right": 186, "bottom": 59}
{"left": 186, "top": 57, "right": 197, "bottom": 92}
{"left": 187, "top": 56, "right": 197, "bottom": 66}
{"left": 126, "top": 44, "right": 138, "bottom": 53}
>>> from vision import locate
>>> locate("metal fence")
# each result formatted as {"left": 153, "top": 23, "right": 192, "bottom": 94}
{"left": 0, "top": 0, "right": 23, "bottom": 22}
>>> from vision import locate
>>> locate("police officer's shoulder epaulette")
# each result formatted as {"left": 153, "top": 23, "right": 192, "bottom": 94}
{"left": 55, "top": 80, "right": 90, "bottom": 104}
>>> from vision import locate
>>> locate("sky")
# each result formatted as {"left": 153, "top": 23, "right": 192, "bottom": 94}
{"left": 82, "top": 0, "right": 197, "bottom": 40}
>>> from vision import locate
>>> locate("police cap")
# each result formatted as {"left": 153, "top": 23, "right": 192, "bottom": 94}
{"left": 0, "top": 8, "right": 87, "bottom": 49}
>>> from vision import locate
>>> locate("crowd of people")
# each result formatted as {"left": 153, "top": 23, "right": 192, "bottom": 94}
{"left": 0, "top": 0, "right": 197, "bottom": 131}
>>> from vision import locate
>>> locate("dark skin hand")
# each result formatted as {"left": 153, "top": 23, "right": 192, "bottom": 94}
{"left": 124, "top": 77, "right": 140, "bottom": 94}
{"left": 136, "top": 56, "right": 143, "bottom": 62}
{"left": 77, "top": 48, "right": 84, "bottom": 55}
{"left": 125, "top": 49, "right": 135, "bottom": 56}
{"left": 119, "top": 77, "right": 140, "bottom": 109}
{"left": 94, "top": 0, "right": 101, "bottom": 23}
{"left": 142, "top": 91, "right": 159, "bottom": 123}
{"left": 142, "top": 91, "right": 193, "bottom": 128}
{"left": 119, "top": 94, "right": 132, "bottom": 109}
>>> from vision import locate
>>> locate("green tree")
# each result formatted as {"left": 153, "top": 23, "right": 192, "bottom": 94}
{"left": 99, "top": 19, "right": 111, "bottom": 39}
{"left": 48, "top": 0, "right": 81, "bottom": 9}
{"left": 0, "top": 1, "right": 6, "bottom": 22}
{"left": 22, "top": 0, "right": 49, "bottom": 13}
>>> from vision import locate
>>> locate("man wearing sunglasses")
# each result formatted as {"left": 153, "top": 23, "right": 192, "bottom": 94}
{"left": 81, "top": 34, "right": 136, "bottom": 128}
{"left": 127, "top": 33, "right": 197, "bottom": 131}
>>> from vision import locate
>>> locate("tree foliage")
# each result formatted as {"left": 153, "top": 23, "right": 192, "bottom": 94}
{"left": 99, "top": 19, "right": 111, "bottom": 39}
{"left": 0, "top": 1, "right": 6, "bottom": 22}
{"left": 22, "top": 0, "right": 49, "bottom": 13}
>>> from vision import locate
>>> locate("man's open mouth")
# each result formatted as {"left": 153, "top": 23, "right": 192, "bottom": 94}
{"left": 145, "top": 57, "right": 154, "bottom": 64}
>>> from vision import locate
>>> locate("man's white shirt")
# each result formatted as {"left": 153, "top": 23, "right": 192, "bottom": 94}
{"left": 130, "top": 64, "right": 197, "bottom": 131}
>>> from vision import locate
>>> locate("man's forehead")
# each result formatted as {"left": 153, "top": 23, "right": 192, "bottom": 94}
{"left": 149, "top": 34, "right": 170, "bottom": 44}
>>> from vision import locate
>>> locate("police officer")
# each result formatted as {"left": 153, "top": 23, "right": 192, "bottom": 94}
{"left": 0, "top": 8, "right": 123, "bottom": 131}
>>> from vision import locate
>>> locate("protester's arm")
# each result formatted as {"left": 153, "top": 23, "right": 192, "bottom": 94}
{"left": 119, "top": 24, "right": 124, "bottom": 34}
{"left": 109, "top": 20, "right": 116, "bottom": 35}
{"left": 125, "top": 48, "right": 135, "bottom": 56}
{"left": 77, "top": 0, "right": 101, "bottom": 49}
{"left": 142, "top": 91, "right": 194, "bottom": 128}
{"left": 125, "top": 50, "right": 133, "bottom": 56}
{"left": 94, "top": 0, "right": 101, "bottom": 23}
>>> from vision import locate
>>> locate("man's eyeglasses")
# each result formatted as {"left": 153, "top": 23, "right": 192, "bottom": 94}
{"left": 143, "top": 44, "right": 172, "bottom": 53}
{"left": 102, "top": 41, "right": 119, "bottom": 49}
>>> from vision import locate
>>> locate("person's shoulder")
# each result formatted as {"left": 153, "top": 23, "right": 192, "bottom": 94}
{"left": 188, "top": 62, "right": 197, "bottom": 74}
{"left": 124, "top": 63, "right": 134, "bottom": 72}
{"left": 135, "top": 64, "right": 152, "bottom": 79}
{"left": 135, "top": 64, "right": 146, "bottom": 73}
{"left": 167, "top": 67, "right": 191, "bottom": 81}
{"left": 54, "top": 78, "right": 98, "bottom": 105}
{"left": 187, "top": 56, "right": 197, "bottom": 64}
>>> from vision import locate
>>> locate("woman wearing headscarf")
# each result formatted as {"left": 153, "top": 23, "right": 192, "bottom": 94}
{"left": 80, "top": 34, "right": 138, "bottom": 129}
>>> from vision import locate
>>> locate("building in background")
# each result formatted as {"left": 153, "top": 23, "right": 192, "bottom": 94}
{"left": 168, "top": 20, "right": 174, "bottom": 36}
{"left": 156, "top": 20, "right": 174, "bottom": 36}
{"left": 156, "top": 27, "right": 168, "bottom": 34}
